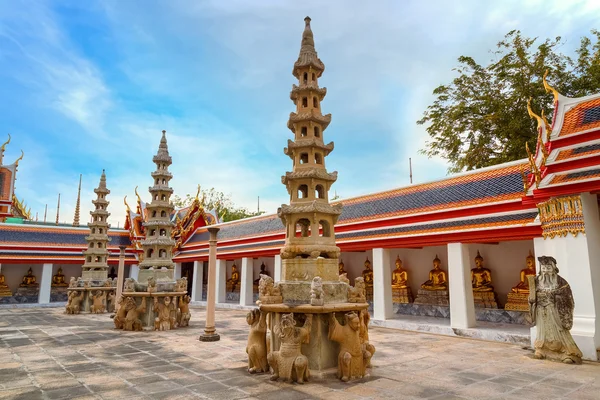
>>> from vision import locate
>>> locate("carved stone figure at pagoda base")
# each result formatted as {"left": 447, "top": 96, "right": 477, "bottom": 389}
{"left": 177, "top": 295, "right": 192, "bottom": 327}
{"left": 246, "top": 309, "right": 268, "bottom": 374}
{"left": 52, "top": 267, "right": 67, "bottom": 286}
{"left": 227, "top": 264, "right": 240, "bottom": 292}
{"left": 154, "top": 296, "right": 176, "bottom": 331}
{"left": 257, "top": 274, "right": 282, "bottom": 305}
{"left": 505, "top": 251, "right": 537, "bottom": 312}
{"left": 268, "top": 313, "right": 312, "bottom": 384}
{"left": 414, "top": 255, "right": 449, "bottom": 306}
{"left": 359, "top": 310, "right": 375, "bottom": 368}
{"left": 20, "top": 268, "right": 37, "bottom": 287}
{"left": 90, "top": 290, "right": 106, "bottom": 313}
{"left": 392, "top": 256, "right": 413, "bottom": 304}
{"left": 529, "top": 256, "right": 582, "bottom": 364}
{"left": 471, "top": 251, "right": 498, "bottom": 309}
{"left": 65, "top": 291, "right": 84, "bottom": 314}
{"left": 329, "top": 312, "right": 371, "bottom": 382}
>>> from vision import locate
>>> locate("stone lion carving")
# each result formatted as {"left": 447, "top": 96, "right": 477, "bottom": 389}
{"left": 310, "top": 276, "right": 324, "bottom": 306}
{"left": 68, "top": 277, "right": 77, "bottom": 288}
{"left": 257, "top": 274, "right": 282, "bottom": 305}
{"left": 359, "top": 310, "right": 376, "bottom": 368}
{"left": 90, "top": 290, "right": 106, "bottom": 314}
{"left": 246, "top": 309, "right": 268, "bottom": 374}
{"left": 154, "top": 296, "right": 176, "bottom": 331}
{"left": 177, "top": 295, "right": 192, "bottom": 328}
{"left": 348, "top": 277, "right": 366, "bottom": 303}
{"left": 268, "top": 313, "right": 312, "bottom": 384}
{"left": 175, "top": 277, "right": 188, "bottom": 293}
{"left": 123, "top": 278, "right": 136, "bottom": 292}
{"left": 119, "top": 297, "right": 146, "bottom": 331}
{"left": 65, "top": 291, "right": 84, "bottom": 314}
{"left": 339, "top": 273, "right": 350, "bottom": 285}
{"left": 329, "top": 311, "right": 373, "bottom": 381}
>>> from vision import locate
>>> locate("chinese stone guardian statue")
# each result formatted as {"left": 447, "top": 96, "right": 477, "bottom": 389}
{"left": 246, "top": 309, "right": 268, "bottom": 374}
{"left": 154, "top": 296, "right": 176, "bottom": 331}
{"left": 177, "top": 295, "right": 191, "bottom": 327}
{"left": 329, "top": 311, "right": 371, "bottom": 382}
{"left": 65, "top": 291, "right": 84, "bottom": 314}
{"left": 528, "top": 256, "right": 582, "bottom": 364}
{"left": 90, "top": 290, "right": 106, "bottom": 313}
{"left": 268, "top": 313, "right": 312, "bottom": 384}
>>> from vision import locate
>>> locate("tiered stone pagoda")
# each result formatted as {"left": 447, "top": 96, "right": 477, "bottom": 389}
{"left": 115, "top": 131, "right": 190, "bottom": 332}
{"left": 251, "top": 18, "right": 376, "bottom": 383}
{"left": 66, "top": 171, "right": 117, "bottom": 314}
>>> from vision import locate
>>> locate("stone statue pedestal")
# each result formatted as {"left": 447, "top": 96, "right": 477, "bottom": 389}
{"left": 279, "top": 258, "right": 348, "bottom": 305}
{"left": 50, "top": 286, "right": 68, "bottom": 302}
{"left": 124, "top": 291, "right": 187, "bottom": 331}
{"left": 473, "top": 291, "right": 498, "bottom": 309}
{"left": 392, "top": 287, "right": 413, "bottom": 303}
{"left": 226, "top": 283, "right": 240, "bottom": 293}
{"left": 69, "top": 286, "right": 116, "bottom": 313}
{"left": 260, "top": 302, "right": 369, "bottom": 377}
{"left": 138, "top": 268, "right": 174, "bottom": 284}
{"left": 505, "top": 292, "right": 530, "bottom": 312}
{"left": 413, "top": 289, "right": 449, "bottom": 306}
{"left": 0, "top": 286, "right": 12, "bottom": 297}
{"left": 14, "top": 286, "right": 39, "bottom": 303}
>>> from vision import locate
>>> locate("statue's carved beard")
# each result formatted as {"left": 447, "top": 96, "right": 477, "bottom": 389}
{"left": 539, "top": 271, "right": 558, "bottom": 289}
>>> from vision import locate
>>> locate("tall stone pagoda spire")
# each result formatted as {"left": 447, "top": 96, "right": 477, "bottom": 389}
{"left": 279, "top": 16, "right": 342, "bottom": 261}
{"left": 139, "top": 130, "right": 176, "bottom": 282}
{"left": 73, "top": 174, "right": 82, "bottom": 227}
{"left": 82, "top": 170, "right": 111, "bottom": 279}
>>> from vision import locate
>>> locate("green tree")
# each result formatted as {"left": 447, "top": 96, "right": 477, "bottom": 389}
{"left": 418, "top": 30, "right": 600, "bottom": 173}
{"left": 172, "top": 187, "right": 264, "bottom": 223}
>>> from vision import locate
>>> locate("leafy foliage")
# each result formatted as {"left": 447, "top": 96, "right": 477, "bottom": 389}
{"left": 172, "top": 187, "right": 264, "bottom": 223}
{"left": 418, "top": 30, "right": 600, "bottom": 173}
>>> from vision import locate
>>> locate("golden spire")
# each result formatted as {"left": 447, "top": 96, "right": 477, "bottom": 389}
{"left": 73, "top": 174, "right": 82, "bottom": 227}
{"left": 543, "top": 70, "right": 559, "bottom": 103}
{"left": 527, "top": 97, "right": 543, "bottom": 130}
{"left": 195, "top": 184, "right": 201, "bottom": 201}
{"left": 14, "top": 150, "right": 24, "bottom": 169}
{"left": 124, "top": 195, "right": 131, "bottom": 213}
{"left": 520, "top": 165, "right": 530, "bottom": 195}
{"left": 0, "top": 133, "right": 10, "bottom": 164}
{"left": 134, "top": 186, "right": 142, "bottom": 211}
{"left": 56, "top": 193, "right": 61, "bottom": 225}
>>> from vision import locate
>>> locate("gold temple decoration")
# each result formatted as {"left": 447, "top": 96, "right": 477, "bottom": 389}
{"left": 0, "top": 133, "right": 10, "bottom": 163}
{"left": 538, "top": 195, "right": 585, "bottom": 239}
{"left": 123, "top": 195, "right": 131, "bottom": 213}
{"left": 11, "top": 195, "right": 32, "bottom": 219}
{"left": 520, "top": 166, "right": 531, "bottom": 195}
{"left": 525, "top": 142, "right": 542, "bottom": 188}
{"left": 14, "top": 150, "right": 24, "bottom": 169}
{"left": 543, "top": 69, "right": 559, "bottom": 103}
{"left": 541, "top": 109, "right": 552, "bottom": 143}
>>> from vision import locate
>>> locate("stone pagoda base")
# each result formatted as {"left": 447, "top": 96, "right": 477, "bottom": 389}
{"left": 473, "top": 291, "right": 498, "bottom": 309}
{"left": 504, "top": 292, "right": 530, "bottom": 312}
{"left": 260, "top": 302, "right": 369, "bottom": 377}
{"left": 138, "top": 268, "right": 174, "bottom": 284}
{"left": 50, "top": 286, "right": 68, "bottom": 302}
{"left": 392, "top": 287, "right": 413, "bottom": 304}
{"left": 413, "top": 289, "right": 449, "bottom": 306}
{"left": 279, "top": 258, "right": 348, "bottom": 305}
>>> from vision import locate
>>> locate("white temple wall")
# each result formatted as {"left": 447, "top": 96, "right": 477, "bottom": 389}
{"left": 465, "top": 240, "right": 534, "bottom": 307}
{"left": 1, "top": 263, "right": 43, "bottom": 289}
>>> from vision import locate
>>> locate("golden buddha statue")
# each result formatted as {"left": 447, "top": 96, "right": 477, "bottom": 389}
{"left": 338, "top": 259, "right": 347, "bottom": 276}
{"left": 421, "top": 255, "right": 447, "bottom": 291}
{"left": 391, "top": 255, "right": 408, "bottom": 289}
{"left": 254, "top": 262, "right": 269, "bottom": 285}
{"left": 362, "top": 258, "right": 373, "bottom": 286}
{"left": 0, "top": 271, "right": 11, "bottom": 297}
{"left": 227, "top": 263, "right": 240, "bottom": 291}
{"left": 471, "top": 251, "right": 494, "bottom": 292}
{"left": 20, "top": 267, "right": 38, "bottom": 287}
{"left": 52, "top": 267, "right": 67, "bottom": 286}
{"left": 511, "top": 251, "right": 536, "bottom": 294}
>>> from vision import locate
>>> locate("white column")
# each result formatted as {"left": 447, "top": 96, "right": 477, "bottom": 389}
{"left": 130, "top": 264, "right": 139, "bottom": 280}
{"left": 215, "top": 259, "right": 227, "bottom": 303}
{"left": 372, "top": 248, "right": 393, "bottom": 320}
{"left": 38, "top": 263, "right": 53, "bottom": 304}
{"left": 174, "top": 262, "right": 182, "bottom": 280}
{"left": 191, "top": 260, "right": 204, "bottom": 302}
{"left": 274, "top": 254, "right": 282, "bottom": 282}
{"left": 240, "top": 257, "right": 254, "bottom": 306}
{"left": 447, "top": 243, "right": 476, "bottom": 329}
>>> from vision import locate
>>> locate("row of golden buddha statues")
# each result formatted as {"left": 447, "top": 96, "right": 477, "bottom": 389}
{"left": 226, "top": 262, "right": 271, "bottom": 293}
{"left": 336, "top": 250, "right": 537, "bottom": 311}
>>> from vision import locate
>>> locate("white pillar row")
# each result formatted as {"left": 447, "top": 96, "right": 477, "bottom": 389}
{"left": 372, "top": 248, "right": 393, "bottom": 320}
{"left": 38, "top": 263, "right": 53, "bottom": 304}
{"left": 191, "top": 260, "right": 204, "bottom": 302}
{"left": 274, "top": 254, "right": 282, "bottom": 282}
{"left": 130, "top": 264, "right": 139, "bottom": 280}
{"left": 215, "top": 259, "right": 227, "bottom": 303}
{"left": 532, "top": 193, "right": 600, "bottom": 361}
{"left": 447, "top": 243, "right": 476, "bottom": 329}
{"left": 240, "top": 257, "right": 254, "bottom": 306}
{"left": 174, "top": 262, "right": 182, "bottom": 280}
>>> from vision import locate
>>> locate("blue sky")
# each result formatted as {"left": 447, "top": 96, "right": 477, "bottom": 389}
{"left": 1, "top": 0, "right": 599, "bottom": 226}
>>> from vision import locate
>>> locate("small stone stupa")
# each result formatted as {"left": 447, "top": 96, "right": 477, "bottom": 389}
{"left": 250, "top": 17, "right": 376, "bottom": 382}
{"left": 114, "top": 131, "right": 190, "bottom": 331}
{"left": 66, "top": 170, "right": 117, "bottom": 314}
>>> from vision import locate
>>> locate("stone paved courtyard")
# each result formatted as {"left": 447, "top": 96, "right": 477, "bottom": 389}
{"left": 0, "top": 306, "right": 598, "bottom": 400}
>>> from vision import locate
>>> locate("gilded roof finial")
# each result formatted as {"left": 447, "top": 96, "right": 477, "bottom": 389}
{"left": 543, "top": 69, "right": 559, "bottom": 103}
{"left": 134, "top": 185, "right": 142, "bottom": 206}
{"left": 124, "top": 195, "right": 131, "bottom": 213}
{"left": 195, "top": 184, "right": 201, "bottom": 201}
{"left": 527, "top": 97, "right": 543, "bottom": 130}
{"left": 73, "top": 174, "right": 82, "bottom": 227}
{"left": 14, "top": 150, "right": 24, "bottom": 171}
{"left": 0, "top": 133, "right": 10, "bottom": 164}
{"left": 520, "top": 165, "right": 530, "bottom": 195}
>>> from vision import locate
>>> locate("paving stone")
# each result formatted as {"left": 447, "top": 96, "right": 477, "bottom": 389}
{"left": 44, "top": 385, "right": 93, "bottom": 399}
{"left": 136, "top": 380, "right": 182, "bottom": 394}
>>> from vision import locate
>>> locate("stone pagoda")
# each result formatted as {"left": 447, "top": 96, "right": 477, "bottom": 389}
{"left": 252, "top": 18, "right": 375, "bottom": 383}
{"left": 115, "top": 131, "right": 190, "bottom": 332}
{"left": 138, "top": 130, "right": 177, "bottom": 283}
{"left": 66, "top": 170, "right": 117, "bottom": 314}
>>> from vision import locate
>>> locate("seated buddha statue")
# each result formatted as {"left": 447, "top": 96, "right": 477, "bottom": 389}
{"left": 338, "top": 259, "right": 347, "bottom": 276}
{"left": 52, "top": 267, "right": 67, "bottom": 286}
{"left": 0, "top": 272, "right": 7, "bottom": 287}
{"left": 511, "top": 251, "right": 536, "bottom": 293}
{"left": 471, "top": 251, "right": 494, "bottom": 292}
{"left": 391, "top": 255, "right": 408, "bottom": 289}
{"left": 254, "top": 262, "right": 269, "bottom": 285}
{"left": 421, "top": 255, "right": 447, "bottom": 290}
{"left": 20, "top": 267, "right": 37, "bottom": 287}
{"left": 362, "top": 258, "right": 373, "bottom": 286}
{"left": 227, "top": 264, "right": 240, "bottom": 291}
